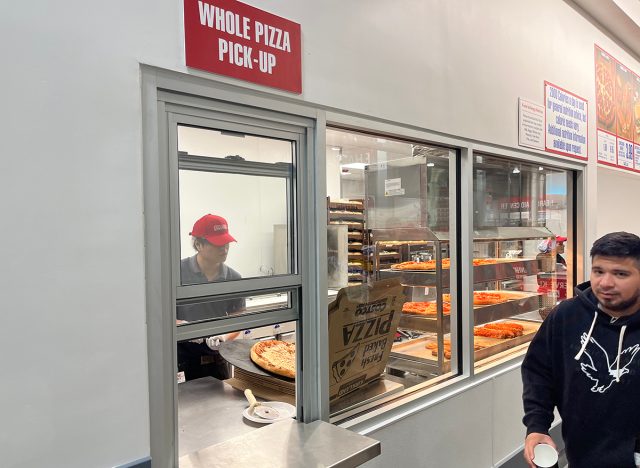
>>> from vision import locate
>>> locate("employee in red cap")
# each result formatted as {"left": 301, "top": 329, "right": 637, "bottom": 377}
{"left": 181, "top": 214, "right": 242, "bottom": 286}
{"left": 177, "top": 214, "right": 245, "bottom": 381}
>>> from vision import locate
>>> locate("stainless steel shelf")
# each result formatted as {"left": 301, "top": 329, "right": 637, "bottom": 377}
{"left": 398, "top": 292, "right": 543, "bottom": 332}
{"left": 379, "top": 258, "right": 540, "bottom": 286}
{"left": 390, "top": 319, "right": 541, "bottom": 374}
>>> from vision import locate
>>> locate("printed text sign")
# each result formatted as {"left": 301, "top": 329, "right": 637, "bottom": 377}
{"left": 184, "top": 0, "right": 302, "bottom": 93}
{"left": 544, "top": 81, "right": 588, "bottom": 160}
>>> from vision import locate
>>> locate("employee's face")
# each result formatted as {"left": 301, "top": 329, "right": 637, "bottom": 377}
{"left": 198, "top": 241, "right": 230, "bottom": 264}
{"left": 590, "top": 255, "right": 640, "bottom": 314}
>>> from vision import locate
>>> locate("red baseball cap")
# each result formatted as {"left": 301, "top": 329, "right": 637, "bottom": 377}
{"left": 555, "top": 235, "right": 567, "bottom": 243}
{"left": 189, "top": 214, "right": 236, "bottom": 246}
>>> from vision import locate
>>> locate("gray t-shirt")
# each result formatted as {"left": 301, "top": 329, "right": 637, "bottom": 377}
{"left": 177, "top": 255, "right": 245, "bottom": 322}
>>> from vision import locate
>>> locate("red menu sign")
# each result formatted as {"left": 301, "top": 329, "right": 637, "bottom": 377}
{"left": 594, "top": 45, "right": 640, "bottom": 172}
{"left": 184, "top": 0, "right": 302, "bottom": 93}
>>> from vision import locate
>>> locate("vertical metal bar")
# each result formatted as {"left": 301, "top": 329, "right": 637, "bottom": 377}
{"left": 448, "top": 149, "right": 459, "bottom": 375}
{"left": 459, "top": 147, "right": 475, "bottom": 378}
{"left": 142, "top": 71, "right": 178, "bottom": 468}
{"left": 435, "top": 240, "right": 443, "bottom": 370}
{"left": 567, "top": 170, "right": 578, "bottom": 295}
{"left": 299, "top": 115, "right": 330, "bottom": 422}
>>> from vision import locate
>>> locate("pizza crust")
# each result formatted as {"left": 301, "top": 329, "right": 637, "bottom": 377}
{"left": 250, "top": 340, "right": 296, "bottom": 379}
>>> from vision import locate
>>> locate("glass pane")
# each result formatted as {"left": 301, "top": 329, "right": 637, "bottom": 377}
{"left": 178, "top": 125, "right": 294, "bottom": 285}
{"left": 178, "top": 125, "right": 292, "bottom": 164}
{"left": 326, "top": 128, "right": 457, "bottom": 412}
{"left": 177, "top": 320, "right": 297, "bottom": 458}
{"left": 472, "top": 154, "right": 572, "bottom": 372}
{"left": 177, "top": 291, "right": 290, "bottom": 324}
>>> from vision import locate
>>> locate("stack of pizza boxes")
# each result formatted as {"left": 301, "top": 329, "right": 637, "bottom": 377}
{"left": 328, "top": 278, "right": 405, "bottom": 401}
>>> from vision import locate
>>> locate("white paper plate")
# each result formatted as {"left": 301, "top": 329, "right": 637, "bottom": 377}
{"left": 242, "top": 401, "right": 296, "bottom": 424}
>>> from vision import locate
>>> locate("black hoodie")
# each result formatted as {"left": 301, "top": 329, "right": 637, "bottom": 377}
{"left": 522, "top": 281, "right": 640, "bottom": 468}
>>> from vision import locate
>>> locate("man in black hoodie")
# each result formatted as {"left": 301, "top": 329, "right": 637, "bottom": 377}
{"left": 522, "top": 231, "right": 640, "bottom": 468}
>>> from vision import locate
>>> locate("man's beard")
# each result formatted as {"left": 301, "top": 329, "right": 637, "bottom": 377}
{"left": 597, "top": 290, "right": 640, "bottom": 312}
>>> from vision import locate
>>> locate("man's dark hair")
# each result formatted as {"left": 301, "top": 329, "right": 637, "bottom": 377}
{"left": 192, "top": 236, "right": 210, "bottom": 251}
{"left": 590, "top": 231, "right": 640, "bottom": 267}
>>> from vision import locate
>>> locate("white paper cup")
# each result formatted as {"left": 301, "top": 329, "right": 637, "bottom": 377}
{"left": 533, "top": 443, "right": 558, "bottom": 467}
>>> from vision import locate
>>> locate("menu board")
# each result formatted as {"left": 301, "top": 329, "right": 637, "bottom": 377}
{"left": 595, "top": 45, "right": 640, "bottom": 172}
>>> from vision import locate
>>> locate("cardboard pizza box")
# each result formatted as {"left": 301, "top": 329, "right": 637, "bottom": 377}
{"left": 328, "top": 278, "right": 406, "bottom": 401}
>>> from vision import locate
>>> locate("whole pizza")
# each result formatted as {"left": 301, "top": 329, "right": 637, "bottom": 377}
{"left": 250, "top": 339, "right": 296, "bottom": 379}
{"left": 401, "top": 301, "right": 451, "bottom": 316}
{"left": 616, "top": 78, "right": 634, "bottom": 139}
{"left": 391, "top": 258, "right": 451, "bottom": 270}
{"left": 596, "top": 61, "right": 615, "bottom": 128}
{"left": 442, "top": 291, "right": 508, "bottom": 305}
{"left": 390, "top": 258, "right": 497, "bottom": 271}
{"left": 472, "top": 291, "right": 509, "bottom": 305}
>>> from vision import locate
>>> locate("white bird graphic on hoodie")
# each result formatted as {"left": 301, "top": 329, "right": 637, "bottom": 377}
{"left": 578, "top": 332, "right": 640, "bottom": 393}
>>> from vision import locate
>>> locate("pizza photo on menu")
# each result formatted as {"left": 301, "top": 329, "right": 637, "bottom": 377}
{"left": 634, "top": 74, "right": 640, "bottom": 143}
{"left": 615, "top": 62, "right": 634, "bottom": 141}
{"left": 250, "top": 339, "right": 296, "bottom": 379}
{"left": 595, "top": 47, "right": 616, "bottom": 132}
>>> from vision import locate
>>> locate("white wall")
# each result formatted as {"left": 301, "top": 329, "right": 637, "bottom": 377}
{"left": 179, "top": 171, "right": 288, "bottom": 277}
{"left": 597, "top": 166, "right": 640, "bottom": 237}
{"left": 361, "top": 368, "right": 524, "bottom": 468}
{"left": 2, "top": 0, "right": 640, "bottom": 466}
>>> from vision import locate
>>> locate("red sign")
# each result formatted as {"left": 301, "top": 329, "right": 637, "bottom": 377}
{"left": 184, "top": 0, "right": 302, "bottom": 93}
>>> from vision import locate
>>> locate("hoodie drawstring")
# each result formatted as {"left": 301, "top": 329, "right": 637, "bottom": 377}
{"left": 615, "top": 325, "right": 628, "bottom": 382}
{"left": 574, "top": 311, "right": 598, "bottom": 360}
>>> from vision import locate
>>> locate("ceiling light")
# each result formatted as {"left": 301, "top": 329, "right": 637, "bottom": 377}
{"left": 426, "top": 162, "right": 435, "bottom": 167}
{"left": 538, "top": 166, "right": 544, "bottom": 171}
{"left": 331, "top": 146, "right": 341, "bottom": 151}
{"left": 512, "top": 168, "right": 521, "bottom": 174}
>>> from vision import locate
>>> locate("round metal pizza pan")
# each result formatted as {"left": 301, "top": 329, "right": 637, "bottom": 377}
{"left": 218, "top": 340, "right": 294, "bottom": 381}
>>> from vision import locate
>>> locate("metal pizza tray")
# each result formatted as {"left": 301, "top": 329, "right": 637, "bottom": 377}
{"left": 390, "top": 319, "right": 541, "bottom": 373}
{"left": 379, "top": 258, "right": 540, "bottom": 286}
{"left": 398, "top": 291, "right": 542, "bottom": 332}
{"left": 218, "top": 340, "right": 295, "bottom": 382}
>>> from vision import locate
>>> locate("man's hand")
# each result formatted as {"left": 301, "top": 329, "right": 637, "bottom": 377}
{"left": 524, "top": 432, "right": 557, "bottom": 468}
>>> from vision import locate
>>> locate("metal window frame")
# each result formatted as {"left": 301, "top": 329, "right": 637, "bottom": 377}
{"left": 323, "top": 113, "right": 586, "bottom": 432}
{"left": 168, "top": 112, "right": 302, "bottom": 291}
{"left": 142, "top": 67, "right": 327, "bottom": 467}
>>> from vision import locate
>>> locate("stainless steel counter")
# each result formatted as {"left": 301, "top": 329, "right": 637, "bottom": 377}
{"left": 178, "top": 377, "right": 265, "bottom": 456}
{"left": 179, "top": 418, "right": 380, "bottom": 468}
{"left": 178, "top": 377, "right": 381, "bottom": 467}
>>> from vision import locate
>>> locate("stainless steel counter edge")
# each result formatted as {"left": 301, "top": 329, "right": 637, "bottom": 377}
{"left": 178, "top": 418, "right": 381, "bottom": 468}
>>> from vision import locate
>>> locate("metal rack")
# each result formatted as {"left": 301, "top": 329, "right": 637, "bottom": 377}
{"left": 377, "top": 226, "right": 554, "bottom": 376}
{"left": 370, "top": 227, "right": 450, "bottom": 371}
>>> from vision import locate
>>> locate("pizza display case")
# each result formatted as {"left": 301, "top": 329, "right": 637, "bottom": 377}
{"left": 374, "top": 226, "right": 554, "bottom": 376}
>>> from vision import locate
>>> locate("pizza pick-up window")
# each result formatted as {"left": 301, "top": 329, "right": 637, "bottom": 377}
{"left": 172, "top": 115, "right": 304, "bottom": 457}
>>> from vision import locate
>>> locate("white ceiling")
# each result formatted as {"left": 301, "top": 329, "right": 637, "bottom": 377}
{"left": 570, "top": 0, "right": 640, "bottom": 59}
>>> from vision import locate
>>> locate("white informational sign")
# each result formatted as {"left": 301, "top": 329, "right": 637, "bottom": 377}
{"left": 544, "top": 81, "right": 588, "bottom": 160}
{"left": 635, "top": 145, "right": 640, "bottom": 171}
{"left": 518, "top": 98, "right": 545, "bottom": 150}
{"left": 597, "top": 130, "right": 617, "bottom": 165}
{"left": 618, "top": 138, "right": 634, "bottom": 169}
{"left": 384, "top": 178, "right": 404, "bottom": 196}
